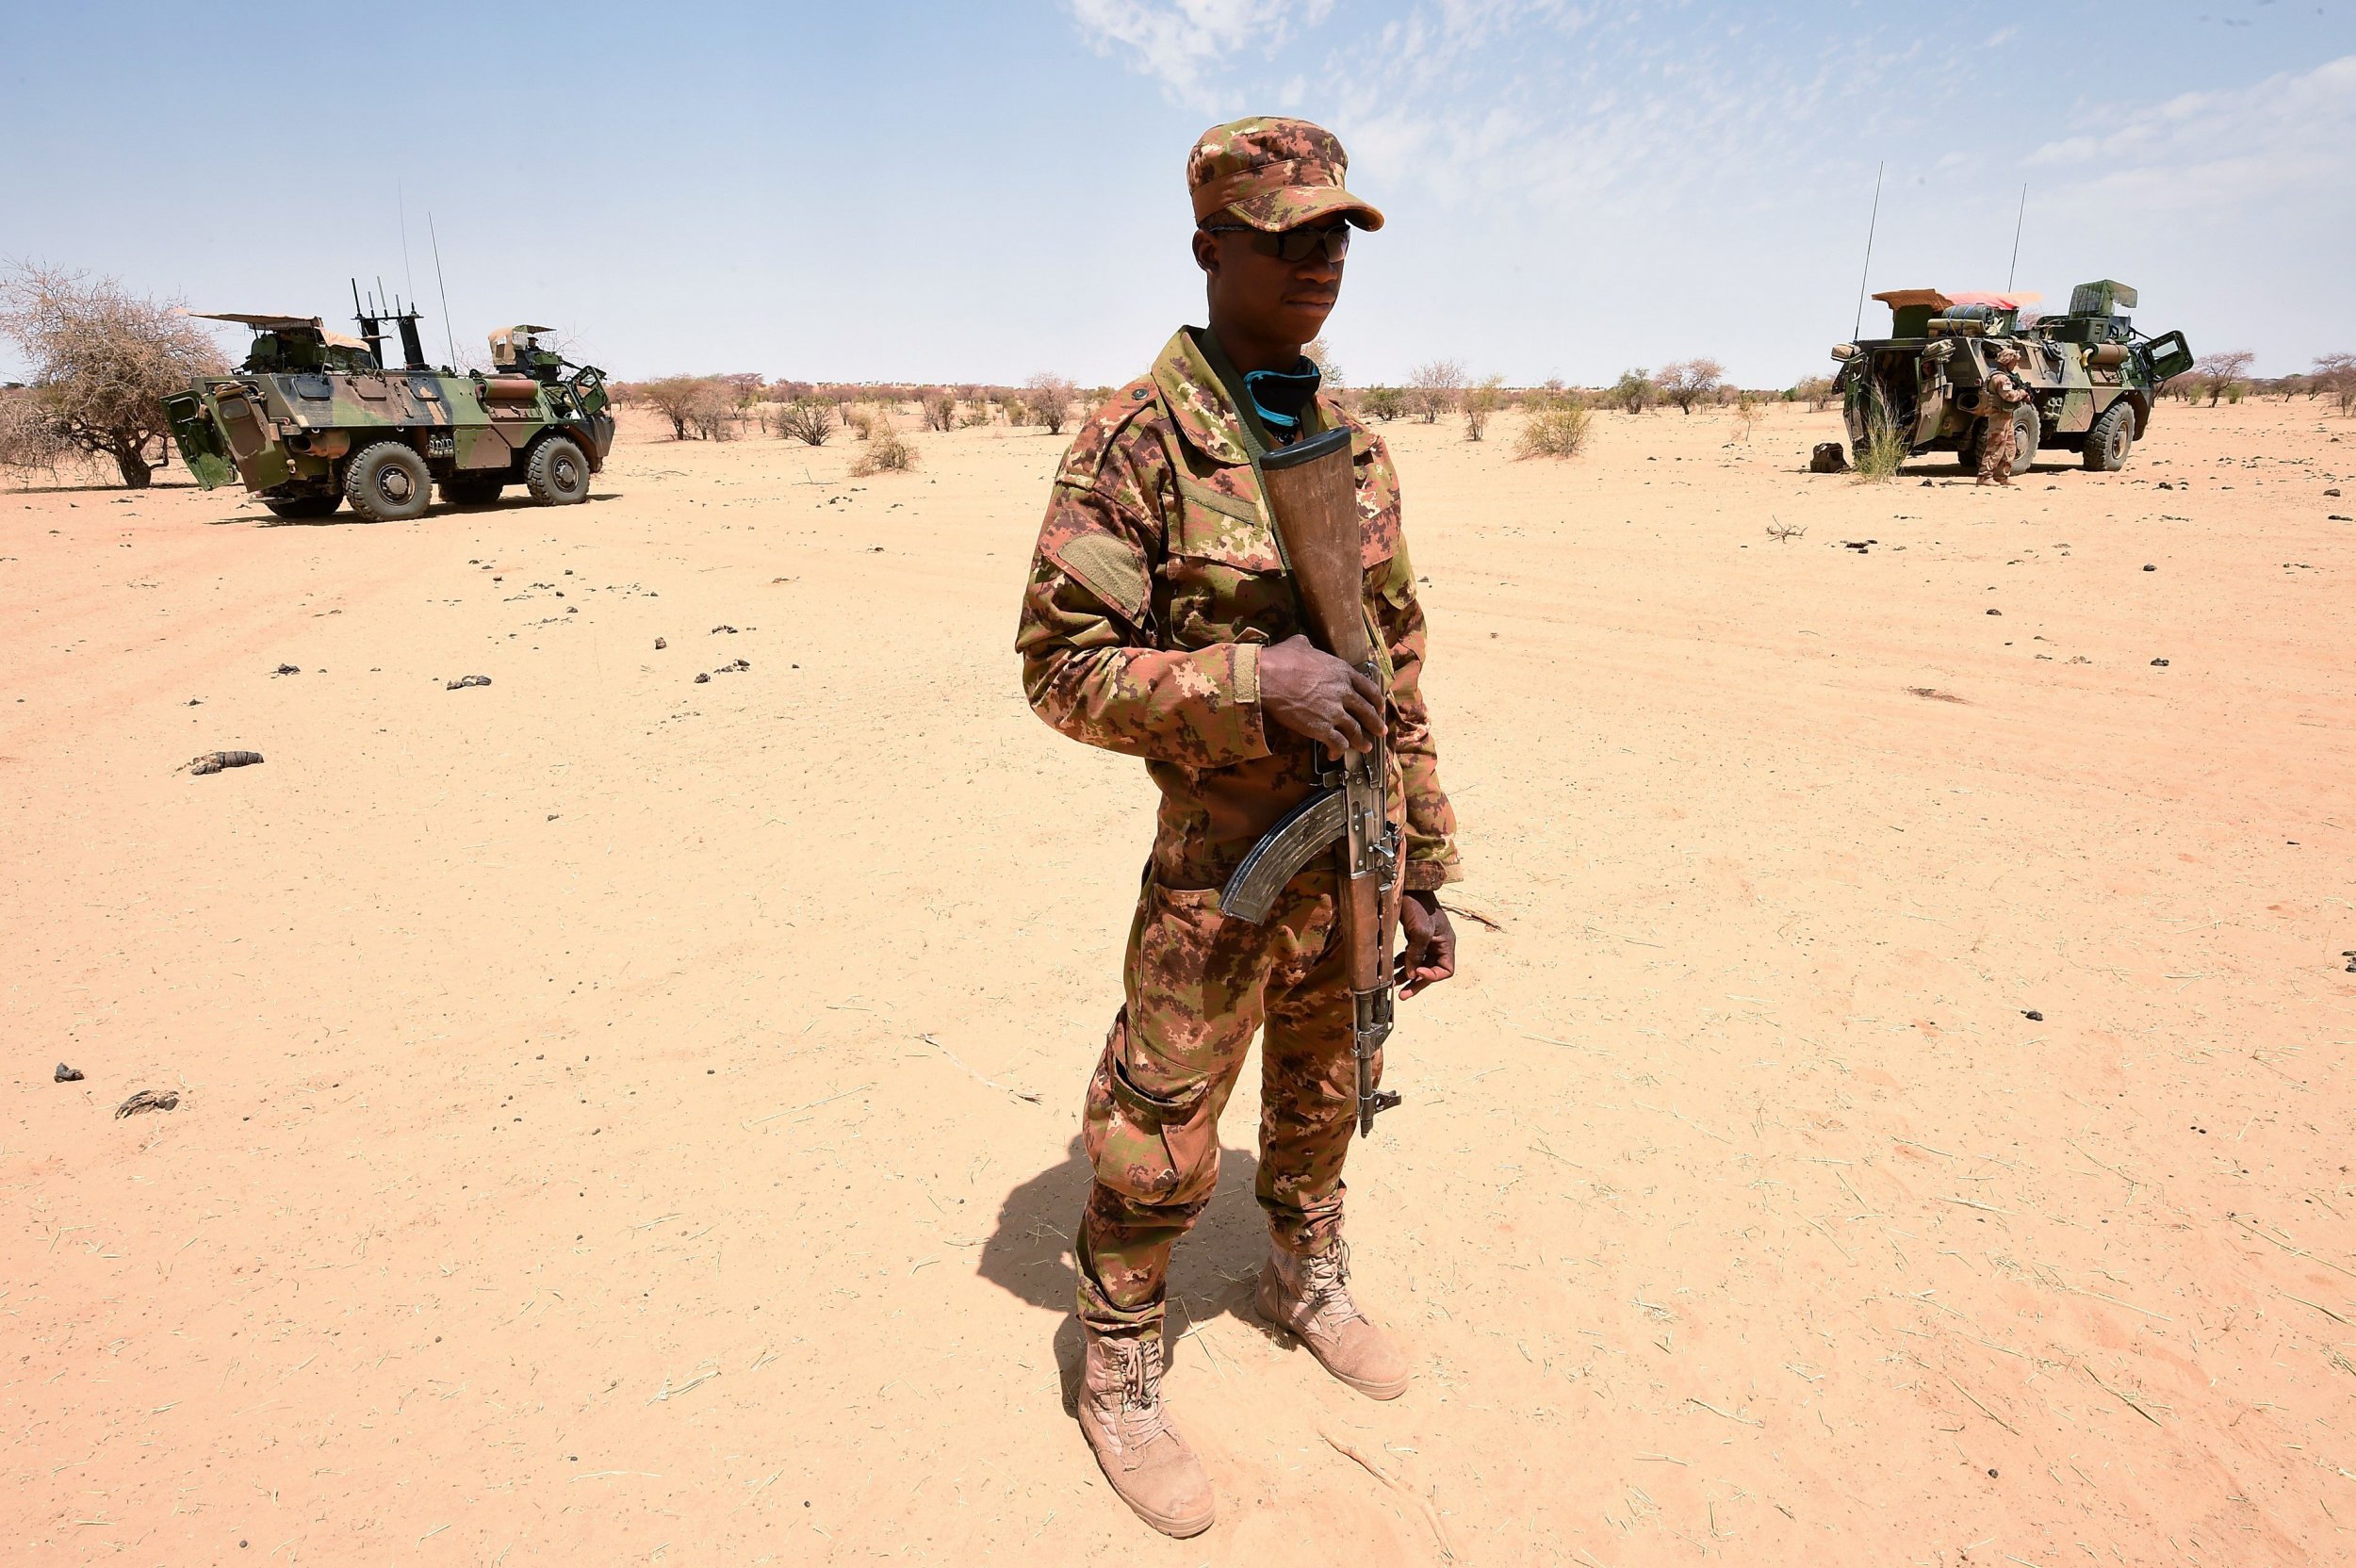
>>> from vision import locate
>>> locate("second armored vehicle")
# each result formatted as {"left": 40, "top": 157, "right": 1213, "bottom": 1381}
{"left": 1832, "top": 280, "right": 2192, "bottom": 472}
{"left": 164, "top": 296, "right": 614, "bottom": 522}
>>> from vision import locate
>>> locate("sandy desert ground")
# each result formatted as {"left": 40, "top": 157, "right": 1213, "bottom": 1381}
{"left": 4, "top": 392, "right": 2353, "bottom": 1566}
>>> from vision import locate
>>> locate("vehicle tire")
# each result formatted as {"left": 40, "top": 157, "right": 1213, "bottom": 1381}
{"left": 2083, "top": 401, "right": 2134, "bottom": 471}
{"left": 262, "top": 491, "right": 342, "bottom": 519}
{"left": 2005, "top": 400, "right": 2042, "bottom": 472}
{"left": 344, "top": 442, "right": 433, "bottom": 523}
{"left": 440, "top": 475, "right": 504, "bottom": 508}
{"left": 1955, "top": 426, "right": 1981, "bottom": 474}
{"left": 526, "top": 436, "right": 589, "bottom": 506}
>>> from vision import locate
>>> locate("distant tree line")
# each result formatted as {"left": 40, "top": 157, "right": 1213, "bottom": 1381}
{"left": 602, "top": 373, "right": 1095, "bottom": 445}
{"left": 8, "top": 258, "right": 2348, "bottom": 492}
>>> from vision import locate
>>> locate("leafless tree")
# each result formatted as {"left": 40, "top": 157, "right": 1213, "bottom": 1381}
{"left": 0, "top": 386, "right": 72, "bottom": 480}
{"left": 769, "top": 399, "right": 836, "bottom": 446}
{"left": 1023, "top": 372, "right": 1078, "bottom": 436}
{"left": 0, "top": 262, "right": 224, "bottom": 486}
{"left": 639, "top": 376, "right": 712, "bottom": 440}
{"left": 1406, "top": 359, "right": 1464, "bottom": 423}
{"left": 2193, "top": 351, "right": 2255, "bottom": 406}
{"left": 1305, "top": 335, "right": 1344, "bottom": 390}
{"left": 2313, "top": 352, "right": 2356, "bottom": 416}
{"left": 1657, "top": 358, "right": 1725, "bottom": 416}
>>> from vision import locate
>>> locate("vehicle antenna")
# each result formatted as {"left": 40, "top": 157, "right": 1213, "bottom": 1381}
{"left": 2005, "top": 183, "right": 2027, "bottom": 293}
{"left": 428, "top": 214, "right": 460, "bottom": 369}
{"left": 1852, "top": 160, "right": 1884, "bottom": 342}
{"left": 399, "top": 182, "right": 417, "bottom": 310}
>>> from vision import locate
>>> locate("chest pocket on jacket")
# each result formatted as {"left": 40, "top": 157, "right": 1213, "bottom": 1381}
{"left": 1164, "top": 476, "right": 1291, "bottom": 649}
{"left": 1163, "top": 452, "right": 1400, "bottom": 653}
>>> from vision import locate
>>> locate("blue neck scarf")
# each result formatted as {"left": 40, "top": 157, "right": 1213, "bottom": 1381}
{"left": 1243, "top": 358, "right": 1323, "bottom": 439}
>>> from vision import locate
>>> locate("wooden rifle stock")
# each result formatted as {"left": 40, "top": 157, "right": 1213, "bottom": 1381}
{"left": 1258, "top": 428, "right": 1402, "bottom": 1135}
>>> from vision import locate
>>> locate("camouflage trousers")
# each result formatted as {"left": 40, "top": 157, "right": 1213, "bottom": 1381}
{"left": 1976, "top": 416, "right": 2018, "bottom": 483}
{"left": 1075, "top": 864, "right": 1373, "bottom": 1338}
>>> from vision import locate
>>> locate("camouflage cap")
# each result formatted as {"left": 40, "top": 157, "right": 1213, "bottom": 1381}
{"left": 1188, "top": 117, "right": 1384, "bottom": 233}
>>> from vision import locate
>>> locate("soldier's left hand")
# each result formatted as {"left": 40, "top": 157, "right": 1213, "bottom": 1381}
{"left": 1397, "top": 890, "right": 1456, "bottom": 997}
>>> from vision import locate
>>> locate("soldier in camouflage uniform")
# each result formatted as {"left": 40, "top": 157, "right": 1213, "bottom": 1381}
{"left": 1015, "top": 118, "right": 1462, "bottom": 1538}
{"left": 1977, "top": 347, "right": 2032, "bottom": 486}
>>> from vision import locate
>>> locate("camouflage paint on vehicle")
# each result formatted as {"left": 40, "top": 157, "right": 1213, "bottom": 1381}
{"left": 1829, "top": 281, "right": 2193, "bottom": 473}
{"left": 163, "top": 305, "right": 614, "bottom": 520}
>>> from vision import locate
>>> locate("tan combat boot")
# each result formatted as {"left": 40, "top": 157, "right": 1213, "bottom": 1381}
{"left": 1256, "top": 1241, "right": 1410, "bottom": 1399}
{"left": 1076, "top": 1327, "right": 1216, "bottom": 1538}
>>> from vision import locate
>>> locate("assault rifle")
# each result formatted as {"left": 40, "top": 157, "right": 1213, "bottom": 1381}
{"left": 1216, "top": 427, "right": 1403, "bottom": 1136}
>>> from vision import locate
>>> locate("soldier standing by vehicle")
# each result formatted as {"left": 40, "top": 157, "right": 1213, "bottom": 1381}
{"left": 1013, "top": 117, "right": 1462, "bottom": 1539}
{"left": 1977, "top": 347, "right": 2032, "bottom": 486}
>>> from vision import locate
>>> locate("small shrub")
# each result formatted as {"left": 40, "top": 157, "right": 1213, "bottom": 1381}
{"left": 921, "top": 390, "right": 957, "bottom": 433}
{"left": 1851, "top": 424, "right": 1907, "bottom": 482}
{"left": 1463, "top": 375, "right": 1504, "bottom": 441}
{"left": 770, "top": 399, "right": 835, "bottom": 446}
{"left": 1609, "top": 368, "right": 1654, "bottom": 414}
{"left": 1360, "top": 386, "right": 1405, "bottom": 421}
{"left": 1515, "top": 402, "right": 1593, "bottom": 459}
{"left": 1023, "top": 373, "right": 1077, "bottom": 436}
{"left": 1731, "top": 396, "right": 1764, "bottom": 441}
{"left": 845, "top": 404, "right": 883, "bottom": 441}
{"left": 849, "top": 425, "right": 918, "bottom": 476}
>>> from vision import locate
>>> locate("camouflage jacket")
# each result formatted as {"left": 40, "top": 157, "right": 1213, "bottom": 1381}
{"left": 1984, "top": 368, "right": 2028, "bottom": 412}
{"left": 1016, "top": 327, "right": 1461, "bottom": 893}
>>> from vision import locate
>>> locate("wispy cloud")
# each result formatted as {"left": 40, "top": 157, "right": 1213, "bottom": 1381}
{"left": 2028, "top": 54, "right": 2356, "bottom": 210}
{"left": 1056, "top": 4, "right": 2353, "bottom": 377}
{"left": 1066, "top": 0, "right": 1335, "bottom": 113}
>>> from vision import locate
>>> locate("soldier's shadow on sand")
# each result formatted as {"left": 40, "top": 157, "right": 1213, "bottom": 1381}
{"left": 218, "top": 493, "right": 622, "bottom": 528}
{"left": 981, "top": 1135, "right": 1291, "bottom": 1413}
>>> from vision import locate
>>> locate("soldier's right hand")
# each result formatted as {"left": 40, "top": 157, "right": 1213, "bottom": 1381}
{"left": 1259, "top": 634, "right": 1383, "bottom": 755}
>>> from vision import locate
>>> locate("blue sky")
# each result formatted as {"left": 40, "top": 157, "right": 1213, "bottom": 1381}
{"left": 4, "top": 1, "right": 2350, "bottom": 386}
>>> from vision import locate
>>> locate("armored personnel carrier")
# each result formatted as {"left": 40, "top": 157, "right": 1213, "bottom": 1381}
{"left": 1831, "top": 280, "right": 2191, "bottom": 472}
{"left": 164, "top": 293, "right": 613, "bottom": 521}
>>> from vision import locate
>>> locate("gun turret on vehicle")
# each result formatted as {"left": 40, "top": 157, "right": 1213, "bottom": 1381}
{"left": 1829, "top": 280, "right": 2193, "bottom": 473}
{"left": 162, "top": 286, "right": 614, "bottom": 521}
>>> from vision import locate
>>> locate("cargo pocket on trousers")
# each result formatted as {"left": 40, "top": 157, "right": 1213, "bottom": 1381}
{"left": 1083, "top": 1008, "right": 1214, "bottom": 1207}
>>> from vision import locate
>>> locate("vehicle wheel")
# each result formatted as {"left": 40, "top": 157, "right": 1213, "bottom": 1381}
{"left": 344, "top": 442, "right": 432, "bottom": 522}
{"left": 2083, "top": 402, "right": 2134, "bottom": 471}
{"left": 440, "top": 475, "right": 505, "bottom": 508}
{"left": 1955, "top": 426, "right": 1981, "bottom": 473}
{"left": 2005, "top": 401, "right": 2043, "bottom": 471}
{"left": 526, "top": 436, "right": 589, "bottom": 505}
{"left": 262, "top": 491, "right": 342, "bottom": 519}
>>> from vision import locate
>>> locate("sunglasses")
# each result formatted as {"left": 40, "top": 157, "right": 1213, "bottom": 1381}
{"left": 1199, "top": 222, "right": 1353, "bottom": 264}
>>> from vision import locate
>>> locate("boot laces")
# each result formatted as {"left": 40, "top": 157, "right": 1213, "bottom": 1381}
{"left": 1301, "top": 1242, "right": 1366, "bottom": 1327}
{"left": 1110, "top": 1336, "right": 1171, "bottom": 1447}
